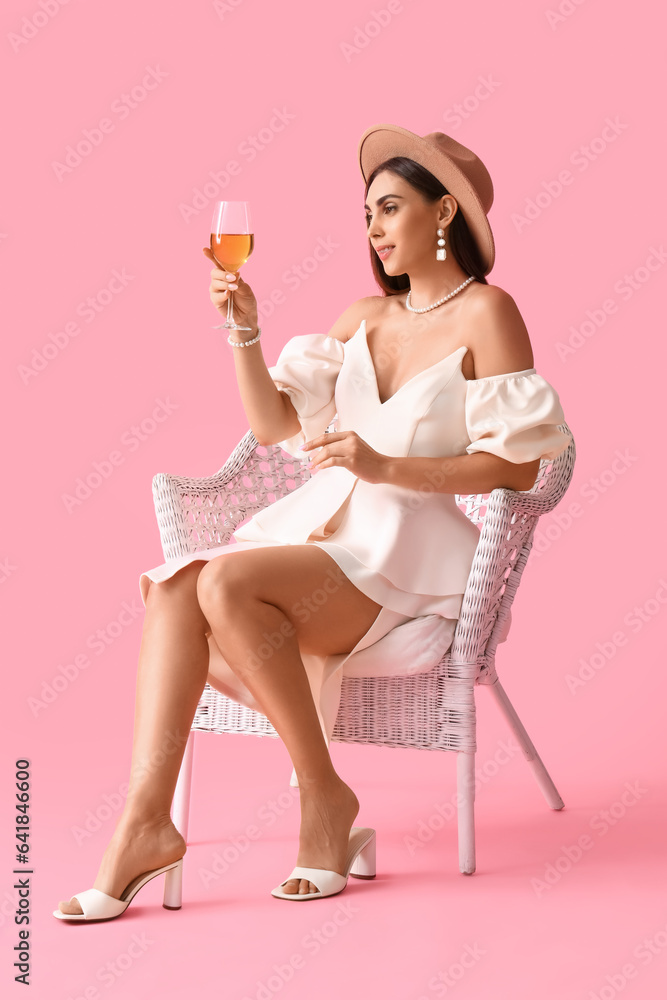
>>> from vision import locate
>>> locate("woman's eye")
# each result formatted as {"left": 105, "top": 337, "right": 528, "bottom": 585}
{"left": 365, "top": 204, "right": 396, "bottom": 226}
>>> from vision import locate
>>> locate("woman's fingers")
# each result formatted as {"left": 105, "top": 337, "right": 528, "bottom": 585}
{"left": 211, "top": 279, "right": 238, "bottom": 293}
{"left": 203, "top": 248, "right": 238, "bottom": 285}
{"left": 204, "top": 248, "right": 256, "bottom": 324}
{"left": 210, "top": 271, "right": 239, "bottom": 289}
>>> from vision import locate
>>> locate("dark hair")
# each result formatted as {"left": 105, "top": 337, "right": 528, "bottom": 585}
{"left": 364, "top": 156, "right": 489, "bottom": 295}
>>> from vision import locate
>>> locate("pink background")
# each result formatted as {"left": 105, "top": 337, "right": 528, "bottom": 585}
{"left": 2, "top": 0, "right": 665, "bottom": 997}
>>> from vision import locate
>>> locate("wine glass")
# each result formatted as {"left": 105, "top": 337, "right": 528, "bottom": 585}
{"left": 210, "top": 201, "right": 254, "bottom": 330}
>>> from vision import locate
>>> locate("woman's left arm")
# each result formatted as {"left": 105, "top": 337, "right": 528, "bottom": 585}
{"left": 381, "top": 452, "right": 541, "bottom": 494}
{"left": 302, "top": 431, "right": 541, "bottom": 492}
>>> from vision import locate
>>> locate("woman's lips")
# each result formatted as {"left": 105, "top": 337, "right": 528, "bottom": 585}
{"left": 377, "top": 246, "right": 394, "bottom": 260}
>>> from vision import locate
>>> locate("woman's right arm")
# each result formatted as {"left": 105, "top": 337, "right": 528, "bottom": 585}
{"left": 205, "top": 248, "right": 299, "bottom": 446}
{"left": 205, "top": 247, "right": 377, "bottom": 446}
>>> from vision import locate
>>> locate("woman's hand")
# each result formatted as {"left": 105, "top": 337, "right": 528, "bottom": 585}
{"left": 300, "top": 430, "right": 390, "bottom": 484}
{"left": 202, "top": 247, "right": 259, "bottom": 334}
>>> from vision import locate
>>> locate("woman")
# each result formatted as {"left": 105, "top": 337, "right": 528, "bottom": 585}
{"left": 53, "top": 124, "right": 572, "bottom": 918}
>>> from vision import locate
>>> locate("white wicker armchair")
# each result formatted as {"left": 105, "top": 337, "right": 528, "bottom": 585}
{"left": 153, "top": 422, "right": 575, "bottom": 906}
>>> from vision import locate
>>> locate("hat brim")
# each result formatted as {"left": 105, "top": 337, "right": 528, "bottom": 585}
{"left": 358, "top": 123, "right": 495, "bottom": 275}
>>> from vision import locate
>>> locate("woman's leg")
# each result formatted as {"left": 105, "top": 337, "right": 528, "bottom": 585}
{"left": 196, "top": 544, "right": 383, "bottom": 896}
{"left": 57, "top": 560, "right": 211, "bottom": 915}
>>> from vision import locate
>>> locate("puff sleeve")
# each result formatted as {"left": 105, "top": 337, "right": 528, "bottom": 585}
{"left": 267, "top": 334, "right": 345, "bottom": 457}
{"left": 464, "top": 368, "right": 572, "bottom": 464}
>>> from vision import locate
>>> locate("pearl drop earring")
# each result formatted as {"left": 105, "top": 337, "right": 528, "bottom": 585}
{"left": 436, "top": 228, "right": 446, "bottom": 261}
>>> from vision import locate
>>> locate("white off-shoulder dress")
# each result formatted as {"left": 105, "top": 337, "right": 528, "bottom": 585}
{"left": 139, "top": 319, "right": 572, "bottom": 787}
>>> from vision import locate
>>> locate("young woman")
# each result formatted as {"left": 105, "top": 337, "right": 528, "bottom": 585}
{"left": 54, "top": 124, "right": 572, "bottom": 918}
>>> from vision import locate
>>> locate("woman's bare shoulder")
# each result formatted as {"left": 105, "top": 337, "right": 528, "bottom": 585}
{"left": 325, "top": 295, "right": 386, "bottom": 343}
{"left": 464, "top": 283, "right": 535, "bottom": 378}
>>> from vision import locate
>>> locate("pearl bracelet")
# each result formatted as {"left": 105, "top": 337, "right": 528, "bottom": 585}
{"left": 227, "top": 327, "right": 262, "bottom": 347}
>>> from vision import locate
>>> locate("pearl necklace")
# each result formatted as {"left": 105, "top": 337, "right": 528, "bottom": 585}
{"left": 405, "top": 275, "right": 476, "bottom": 313}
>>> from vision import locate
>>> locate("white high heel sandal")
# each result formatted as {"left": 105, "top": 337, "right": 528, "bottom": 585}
{"left": 270, "top": 827, "right": 376, "bottom": 900}
{"left": 52, "top": 858, "right": 184, "bottom": 922}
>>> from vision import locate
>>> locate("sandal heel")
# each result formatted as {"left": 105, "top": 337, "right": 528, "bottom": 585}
{"left": 162, "top": 858, "right": 183, "bottom": 909}
{"left": 349, "top": 830, "right": 376, "bottom": 879}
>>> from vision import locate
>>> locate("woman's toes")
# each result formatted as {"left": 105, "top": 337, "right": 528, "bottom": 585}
{"left": 58, "top": 898, "right": 83, "bottom": 915}
{"left": 281, "top": 878, "right": 318, "bottom": 895}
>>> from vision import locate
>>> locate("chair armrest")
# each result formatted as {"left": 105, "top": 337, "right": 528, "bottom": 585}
{"left": 447, "top": 427, "right": 575, "bottom": 670}
{"left": 151, "top": 429, "right": 312, "bottom": 562}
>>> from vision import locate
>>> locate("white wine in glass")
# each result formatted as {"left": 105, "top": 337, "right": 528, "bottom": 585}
{"left": 210, "top": 201, "right": 254, "bottom": 330}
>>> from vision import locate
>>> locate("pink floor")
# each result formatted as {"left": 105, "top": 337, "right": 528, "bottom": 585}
{"left": 29, "top": 658, "right": 667, "bottom": 999}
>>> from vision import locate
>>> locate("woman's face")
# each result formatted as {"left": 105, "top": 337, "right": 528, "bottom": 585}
{"left": 364, "top": 171, "right": 456, "bottom": 275}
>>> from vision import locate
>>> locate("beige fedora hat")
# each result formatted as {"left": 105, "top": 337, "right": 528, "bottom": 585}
{"left": 358, "top": 123, "right": 496, "bottom": 275}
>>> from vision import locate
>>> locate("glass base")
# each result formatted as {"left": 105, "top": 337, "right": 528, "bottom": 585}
{"left": 212, "top": 322, "right": 254, "bottom": 330}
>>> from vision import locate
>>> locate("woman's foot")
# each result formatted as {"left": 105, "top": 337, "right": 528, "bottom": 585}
{"left": 281, "top": 775, "right": 360, "bottom": 895}
{"left": 56, "top": 812, "right": 186, "bottom": 915}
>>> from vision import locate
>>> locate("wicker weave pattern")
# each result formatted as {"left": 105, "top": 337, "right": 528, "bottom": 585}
{"left": 154, "top": 424, "right": 575, "bottom": 758}
{"left": 153, "top": 430, "right": 312, "bottom": 560}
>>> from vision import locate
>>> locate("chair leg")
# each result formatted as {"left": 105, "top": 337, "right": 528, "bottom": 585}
{"left": 457, "top": 751, "right": 476, "bottom": 875}
{"left": 485, "top": 677, "right": 564, "bottom": 810}
{"left": 164, "top": 729, "right": 195, "bottom": 909}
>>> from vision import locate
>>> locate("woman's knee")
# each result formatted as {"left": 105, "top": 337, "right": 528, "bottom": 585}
{"left": 147, "top": 560, "right": 208, "bottom": 603}
{"left": 196, "top": 555, "right": 247, "bottom": 611}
